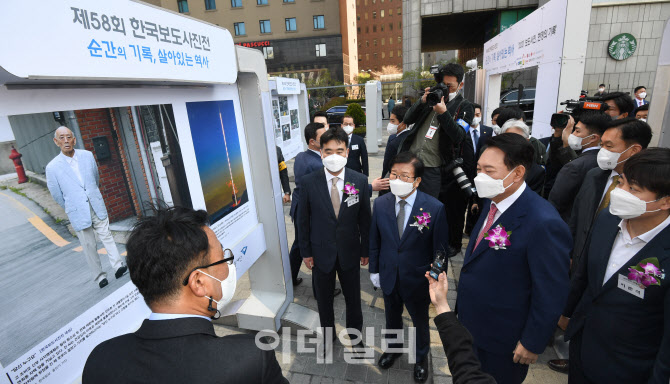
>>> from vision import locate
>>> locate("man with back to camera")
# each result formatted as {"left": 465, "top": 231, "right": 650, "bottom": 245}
{"left": 457, "top": 133, "right": 572, "bottom": 384}
{"left": 342, "top": 114, "right": 369, "bottom": 176}
{"left": 46, "top": 126, "right": 127, "bottom": 289}
{"left": 82, "top": 206, "right": 288, "bottom": 383}
{"left": 369, "top": 152, "right": 449, "bottom": 382}
{"left": 633, "top": 85, "right": 649, "bottom": 108}
{"left": 298, "top": 127, "right": 371, "bottom": 353}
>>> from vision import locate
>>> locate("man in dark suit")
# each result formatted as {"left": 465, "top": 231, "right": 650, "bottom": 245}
{"left": 499, "top": 119, "right": 546, "bottom": 195}
{"left": 382, "top": 105, "right": 410, "bottom": 180}
{"left": 83, "top": 207, "right": 287, "bottom": 384}
{"left": 369, "top": 152, "right": 449, "bottom": 382}
{"left": 548, "top": 113, "right": 610, "bottom": 222}
{"left": 547, "top": 118, "right": 653, "bottom": 373}
{"left": 342, "top": 115, "right": 369, "bottom": 176}
{"left": 465, "top": 104, "right": 494, "bottom": 236}
{"left": 298, "top": 127, "right": 371, "bottom": 350}
{"left": 633, "top": 85, "right": 649, "bottom": 108}
{"left": 562, "top": 148, "right": 670, "bottom": 383}
{"left": 457, "top": 134, "right": 572, "bottom": 384}
{"left": 289, "top": 123, "right": 327, "bottom": 287}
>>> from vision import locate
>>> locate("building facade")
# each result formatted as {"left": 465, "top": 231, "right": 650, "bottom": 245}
{"left": 148, "top": 0, "right": 358, "bottom": 83}
{"left": 356, "top": 0, "right": 404, "bottom": 73}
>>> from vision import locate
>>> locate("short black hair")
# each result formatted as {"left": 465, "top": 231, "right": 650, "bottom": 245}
{"left": 313, "top": 111, "right": 328, "bottom": 122}
{"left": 390, "top": 151, "right": 424, "bottom": 178}
{"left": 304, "top": 122, "right": 325, "bottom": 145}
{"left": 577, "top": 112, "right": 610, "bottom": 136}
{"left": 599, "top": 84, "right": 606, "bottom": 87}
{"left": 473, "top": 103, "right": 482, "bottom": 111}
{"left": 496, "top": 107, "right": 525, "bottom": 127}
{"left": 126, "top": 206, "right": 210, "bottom": 307}
{"left": 482, "top": 133, "right": 534, "bottom": 179}
{"left": 605, "top": 117, "right": 653, "bottom": 148}
{"left": 437, "top": 63, "right": 465, "bottom": 83}
{"left": 623, "top": 148, "right": 670, "bottom": 199}
{"left": 491, "top": 107, "right": 502, "bottom": 119}
{"left": 635, "top": 104, "right": 649, "bottom": 113}
{"left": 391, "top": 105, "right": 408, "bottom": 122}
{"left": 634, "top": 86, "right": 646, "bottom": 93}
{"left": 602, "top": 92, "right": 635, "bottom": 116}
{"left": 320, "top": 126, "right": 349, "bottom": 147}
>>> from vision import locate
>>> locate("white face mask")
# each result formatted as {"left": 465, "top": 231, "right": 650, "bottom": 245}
{"left": 389, "top": 178, "right": 416, "bottom": 198}
{"left": 201, "top": 263, "right": 237, "bottom": 314}
{"left": 609, "top": 188, "right": 663, "bottom": 219}
{"left": 639, "top": 92, "right": 647, "bottom": 99}
{"left": 342, "top": 124, "right": 354, "bottom": 135}
{"left": 597, "top": 146, "right": 633, "bottom": 170}
{"left": 387, "top": 123, "right": 399, "bottom": 135}
{"left": 492, "top": 125, "right": 501, "bottom": 135}
{"left": 599, "top": 87, "right": 605, "bottom": 92}
{"left": 448, "top": 90, "right": 458, "bottom": 102}
{"left": 639, "top": 118, "right": 647, "bottom": 123}
{"left": 568, "top": 133, "right": 596, "bottom": 151}
{"left": 471, "top": 117, "right": 481, "bottom": 127}
{"left": 322, "top": 153, "right": 348, "bottom": 173}
{"left": 473, "top": 167, "right": 517, "bottom": 199}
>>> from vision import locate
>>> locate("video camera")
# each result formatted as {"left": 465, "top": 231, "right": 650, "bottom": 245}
{"left": 551, "top": 99, "right": 609, "bottom": 128}
{"left": 420, "top": 65, "right": 449, "bottom": 107}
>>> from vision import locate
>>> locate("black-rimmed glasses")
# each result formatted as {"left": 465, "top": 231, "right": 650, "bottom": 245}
{"left": 182, "top": 249, "right": 234, "bottom": 286}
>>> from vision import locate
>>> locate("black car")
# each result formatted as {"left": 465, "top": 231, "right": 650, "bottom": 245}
{"left": 326, "top": 104, "right": 365, "bottom": 127}
{"left": 499, "top": 87, "right": 535, "bottom": 123}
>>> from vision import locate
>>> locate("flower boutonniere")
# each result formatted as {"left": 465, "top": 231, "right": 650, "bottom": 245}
{"left": 342, "top": 182, "right": 360, "bottom": 206}
{"left": 627, "top": 258, "right": 665, "bottom": 289}
{"left": 484, "top": 224, "right": 512, "bottom": 250}
{"left": 410, "top": 212, "right": 431, "bottom": 233}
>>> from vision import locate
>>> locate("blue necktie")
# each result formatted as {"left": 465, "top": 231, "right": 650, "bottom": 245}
{"left": 473, "top": 129, "right": 479, "bottom": 150}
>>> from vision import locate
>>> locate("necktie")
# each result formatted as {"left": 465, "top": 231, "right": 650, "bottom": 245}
{"left": 331, "top": 177, "right": 340, "bottom": 219}
{"left": 597, "top": 175, "right": 620, "bottom": 213}
{"left": 474, "top": 203, "right": 498, "bottom": 250}
{"left": 397, "top": 200, "right": 407, "bottom": 238}
{"left": 473, "top": 129, "right": 480, "bottom": 151}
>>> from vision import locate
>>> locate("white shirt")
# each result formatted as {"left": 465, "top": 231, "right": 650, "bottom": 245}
{"left": 478, "top": 182, "right": 527, "bottom": 239}
{"left": 325, "top": 167, "right": 345, "bottom": 203}
{"left": 470, "top": 126, "right": 480, "bottom": 154}
{"left": 148, "top": 313, "right": 211, "bottom": 321}
{"left": 60, "top": 151, "right": 83, "bottom": 185}
{"left": 598, "top": 170, "right": 620, "bottom": 207}
{"left": 603, "top": 214, "right": 670, "bottom": 284}
{"left": 395, "top": 189, "right": 418, "bottom": 230}
{"left": 636, "top": 98, "right": 645, "bottom": 107}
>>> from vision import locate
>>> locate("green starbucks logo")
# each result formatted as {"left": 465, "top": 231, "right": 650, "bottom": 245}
{"left": 608, "top": 33, "right": 637, "bottom": 61}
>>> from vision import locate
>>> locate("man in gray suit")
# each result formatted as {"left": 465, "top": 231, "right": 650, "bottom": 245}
{"left": 46, "top": 126, "right": 127, "bottom": 289}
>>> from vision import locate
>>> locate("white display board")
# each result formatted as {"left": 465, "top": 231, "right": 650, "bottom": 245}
{"left": 0, "top": 1, "right": 237, "bottom": 84}
{"left": 270, "top": 78, "right": 303, "bottom": 160}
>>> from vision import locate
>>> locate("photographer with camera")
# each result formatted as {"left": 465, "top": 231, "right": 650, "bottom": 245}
{"left": 398, "top": 63, "right": 474, "bottom": 257}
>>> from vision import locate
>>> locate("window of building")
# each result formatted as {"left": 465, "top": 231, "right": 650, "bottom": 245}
{"left": 373, "top": 25, "right": 376, "bottom": 32}
{"left": 231, "top": 0, "right": 242, "bottom": 7}
{"left": 260, "top": 20, "right": 271, "bottom": 33}
{"left": 364, "top": 0, "right": 367, "bottom": 5}
{"left": 365, "top": 26, "right": 369, "bottom": 33}
{"left": 373, "top": 12, "right": 377, "bottom": 19}
{"left": 390, "top": 8, "right": 393, "bottom": 16}
{"left": 389, "top": 22, "right": 393, "bottom": 30}
{"left": 374, "top": 52, "right": 378, "bottom": 59}
{"left": 357, "top": 15, "right": 360, "bottom": 21}
{"left": 366, "top": 40, "right": 369, "bottom": 47}
{"left": 285, "top": 17, "right": 297, "bottom": 31}
{"left": 373, "top": 39, "right": 377, "bottom": 46}
{"left": 398, "top": 50, "right": 401, "bottom": 57}
{"left": 381, "top": 10, "right": 385, "bottom": 18}
{"left": 398, "top": 21, "right": 402, "bottom": 28}
{"left": 366, "top": 53, "right": 369, "bottom": 61}
{"left": 382, "top": 52, "right": 385, "bottom": 58}
{"left": 177, "top": 0, "right": 189, "bottom": 13}
{"left": 283, "top": 0, "right": 295, "bottom": 2}
{"left": 398, "top": 36, "right": 401, "bottom": 43}
{"left": 234, "top": 22, "right": 245, "bottom": 35}
{"left": 257, "top": 0, "right": 268, "bottom": 5}
{"left": 381, "top": 39, "right": 385, "bottom": 46}
{"left": 389, "top": 37, "right": 393, "bottom": 44}
{"left": 365, "top": 12, "right": 368, "bottom": 20}
{"left": 313, "top": 15, "right": 325, "bottom": 29}
{"left": 390, "top": 50, "right": 393, "bottom": 57}
{"left": 205, "top": 0, "right": 216, "bottom": 10}
{"left": 381, "top": 24, "right": 384, "bottom": 32}
{"left": 316, "top": 43, "right": 326, "bottom": 57}
{"left": 263, "top": 46, "right": 274, "bottom": 59}
{"left": 357, "top": 27, "right": 361, "bottom": 33}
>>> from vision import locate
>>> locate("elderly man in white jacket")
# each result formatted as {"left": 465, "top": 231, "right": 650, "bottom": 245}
{"left": 46, "top": 126, "right": 126, "bottom": 289}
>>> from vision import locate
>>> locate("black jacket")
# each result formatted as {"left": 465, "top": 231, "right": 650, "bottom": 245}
{"left": 434, "top": 312, "right": 496, "bottom": 384}
{"left": 564, "top": 212, "right": 670, "bottom": 383}
{"left": 83, "top": 317, "right": 288, "bottom": 384}
{"left": 548, "top": 149, "right": 599, "bottom": 223}
{"left": 568, "top": 167, "right": 611, "bottom": 270}
{"left": 346, "top": 134, "right": 369, "bottom": 176}
{"left": 526, "top": 163, "right": 546, "bottom": 196}
{"left": 276, "top": 146, "right": 291, "bottom": 195}
{"left": 297, "top": 168, "right": 371, "bottom": 273}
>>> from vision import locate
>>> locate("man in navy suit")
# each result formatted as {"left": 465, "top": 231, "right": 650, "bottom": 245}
{"left": 289, "top": 122, "right": 327, "bottom": 286}
{"left": 465, "top": 103, "right": 494, "bottom": 235}
{"left": 369, "top": 151, "right": 449, "bottom": 382}
{"left": 458, "top": 133, "right": 572, "bottom": 384}
{"left": 633, "top": 85, "right": 649, "bottom": 109}
{"left": 563, "top": 148, "right": 670, "bottom": 384}
{"left": 342, "top": 115, "right": 369, "bottom": 176}
{"left": 298, "top": 127, "right": 371, "bottom": 350}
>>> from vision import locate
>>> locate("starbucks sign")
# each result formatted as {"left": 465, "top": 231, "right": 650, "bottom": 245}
{"left": 608, "top": 33, "right": 637, "bottom": 60}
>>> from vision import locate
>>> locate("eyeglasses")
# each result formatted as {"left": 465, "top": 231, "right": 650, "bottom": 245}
{"left": 182, "top": 248, "right": 234, "bottom": 286}
{"left": 389, "top": 172, "right": 416, "bottom": 183}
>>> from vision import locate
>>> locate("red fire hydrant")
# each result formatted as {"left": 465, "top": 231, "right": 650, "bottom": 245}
{"left": 9, "top": 146, "right": 28, "bottom": 184}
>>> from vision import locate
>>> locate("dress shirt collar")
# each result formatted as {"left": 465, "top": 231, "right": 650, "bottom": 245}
{"left": 493, "top": 182, "right": 527, "bottom": 216}
{"left": 395, "top": 189, "right": 418, "bottom": 208}
{"left": 148, "top": 313, "right": 211, "bottom": 321}
{"left": 618, "top": 213, "right": 670, "bottom": 245}
{"left": 609, "top": 170, "right": 620, "bottom": 180}
{"left": 325, "top": 167, "right": 345, "bottom": 183}
{"left": 60, "top": 150, "right": 77, "bottom": 164}
{"left": 309, "top": 149, "right": 321, "bottom": 157}
{"left": 582, "top": 146, "right": 599, "bottom": 153}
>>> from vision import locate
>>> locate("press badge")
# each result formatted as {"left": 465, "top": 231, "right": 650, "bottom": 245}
{"left": 425, "top": 126, "right": 438, "bottom": 139}
{"left": 618, "top": 274, "right": 645, "bottom": 299}
{"left": 352, "top": 144, "right": 359, "bottom": 150}
{"left": 457, "top": 119, "right": 470, "bottom": 133}
{"left": 346, "top": 195, "right": 359, "bottom": 207}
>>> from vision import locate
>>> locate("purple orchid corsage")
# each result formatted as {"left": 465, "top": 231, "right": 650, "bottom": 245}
{"left": 484, "top": 224, "right": 512, "bottom": 250}
{"left": 627, "top": 258, "right": 665, "bottom": 289}
{"left": 410, "top": 212, "right": 431, "bottom": 233}
{"left": 342, "top": 182, "right": 359, "bottom": 197}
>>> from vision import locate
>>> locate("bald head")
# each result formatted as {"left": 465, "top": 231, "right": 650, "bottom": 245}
{"left": 53, "top": 126, "right": 76, "bottom": 157}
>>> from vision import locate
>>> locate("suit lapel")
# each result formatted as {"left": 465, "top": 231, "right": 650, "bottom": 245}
{"left": 317, "top": 170, "right": 337, "bottom": 220}
{"left": 338, "top": 171, "right": 353, "bottom": 218}
{"left": 59, "top": 154, "right": 83, "bottom": 187}
{"left": 464, "top": 200, "right": 490, "bottom": 261}
{"left": 399, "top": 192, "right": 424, "bottom": 245}
{"left": 383, "top": 195, "right": 401, "bottom": 245}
